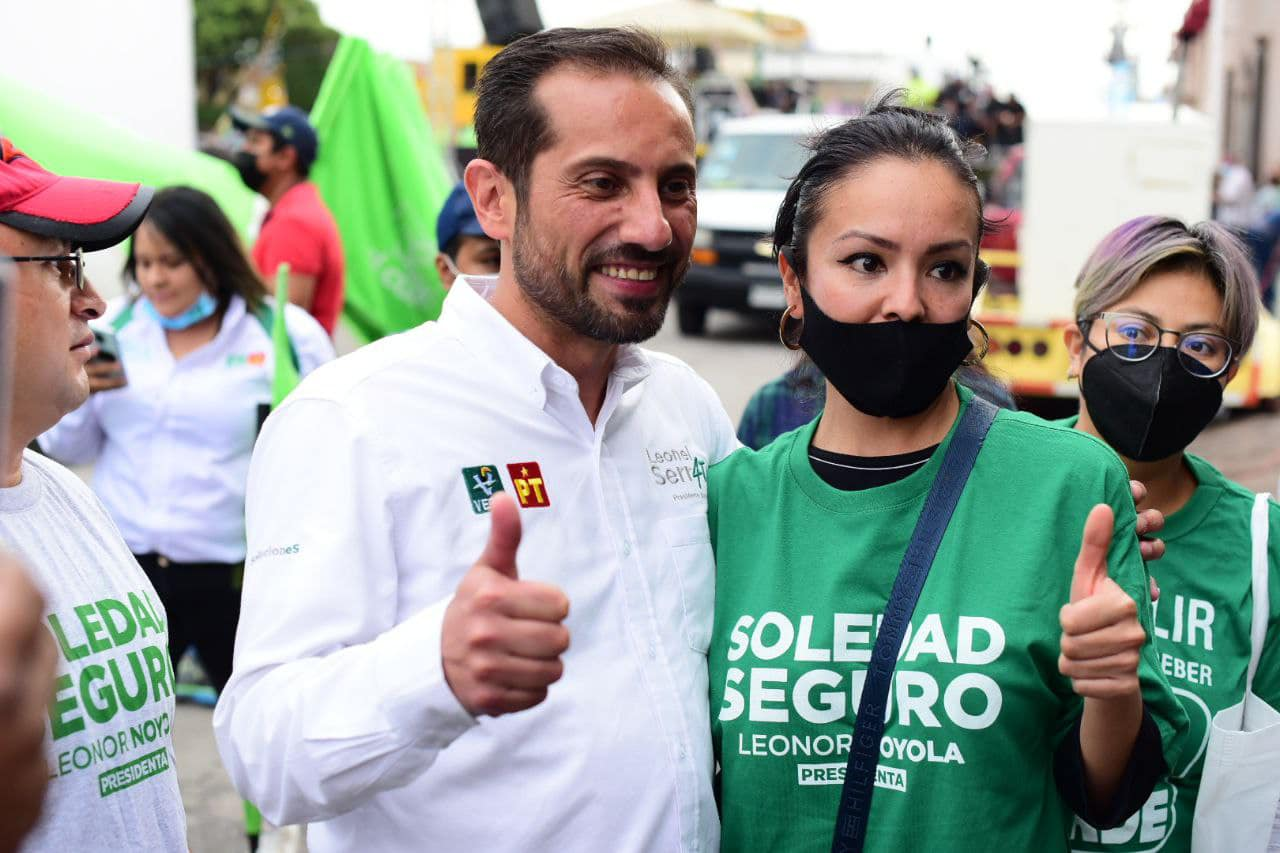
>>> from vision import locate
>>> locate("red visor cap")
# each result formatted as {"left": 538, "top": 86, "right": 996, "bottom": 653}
{"left": 0, "top": 137, "right": 153, "bottom": 252}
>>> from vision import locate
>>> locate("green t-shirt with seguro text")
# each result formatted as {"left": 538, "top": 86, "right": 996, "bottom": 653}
{"left": 0, "top": 451, "right": 185, "bottom": 851}
{"left": 707, "top": 386, "right": 1188, "bottom": 853}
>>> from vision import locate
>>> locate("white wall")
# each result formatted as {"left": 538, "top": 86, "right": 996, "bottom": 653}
{"left": 3, "top": 0, "right": 196, "bottom": 298}
{"left": 3, "top": 0, "right": 196, "bottom": 149}
{"left": 1018, "top": 107, "right": 1215, "bottom": 322}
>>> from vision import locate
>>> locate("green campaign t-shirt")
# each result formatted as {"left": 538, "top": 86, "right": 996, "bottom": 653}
{"left": 707, "top": 387, "right": 1188, "bottom": 853}
{"left": 1068, "top": 452, "right": 1280, "bottom": 853}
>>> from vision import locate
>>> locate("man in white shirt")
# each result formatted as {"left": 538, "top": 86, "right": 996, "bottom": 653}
{"left": 214, "top": 27, "right": 737, "bottom": 851}
{"left": 0, "top": 136, "right": 187, "bottom": 850}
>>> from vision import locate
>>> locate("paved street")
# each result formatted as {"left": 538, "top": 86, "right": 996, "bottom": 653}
{"left": 177, "top": 304, "right": 1280, "bottom": 851}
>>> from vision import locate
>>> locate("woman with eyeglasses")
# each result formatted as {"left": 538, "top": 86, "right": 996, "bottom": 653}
{"left": 37, "top": 186, "right": 334, "bottom": 698}
{"left": 1062, "top": 216, "right": 1280, "bottom": 853}
{"left": 706, "top": 98, "right": 1187, "bottom": 852}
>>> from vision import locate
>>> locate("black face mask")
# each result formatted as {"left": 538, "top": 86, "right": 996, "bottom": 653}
{"left": 1080, "top": 345, "right": 1224, "bottom": 462}
{"left": 233, "top": 150, "right": 267, "bottom": 192}
{"left": 798, "top": 287, "right": 975, "bottom": 418}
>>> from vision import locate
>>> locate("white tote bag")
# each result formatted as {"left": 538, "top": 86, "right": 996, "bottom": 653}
{"left": 1192, "top": 492, "right": 1280, "bottom": 852}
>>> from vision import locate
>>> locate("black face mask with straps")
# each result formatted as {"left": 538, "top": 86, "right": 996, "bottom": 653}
{"left": 1080, "top": 343, "right": 1224, "bottom": 462}
{"left": 797, "top": 286, "right": 975, "bottom": 418}
{"left": 233, "top": 151, "right": 268, "bottom": 192}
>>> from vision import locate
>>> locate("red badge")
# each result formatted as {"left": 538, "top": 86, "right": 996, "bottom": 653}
{"left": 507, "top": 462, "right": 551, "bottom": 508}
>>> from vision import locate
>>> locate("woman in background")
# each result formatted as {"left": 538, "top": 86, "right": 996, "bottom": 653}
{"left": 39, "top": 185, "right": 333, "bottom": 695}
{"left": 1063, "top": 215, "right": 1279, "bottom": 852}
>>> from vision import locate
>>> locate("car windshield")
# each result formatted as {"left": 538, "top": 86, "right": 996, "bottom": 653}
{"left": 699, "top": 132, "right": 810, "bottom": 191}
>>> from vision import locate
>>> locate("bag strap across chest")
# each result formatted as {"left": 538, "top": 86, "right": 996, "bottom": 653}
{"left": 831, "top": 396, "right": 999, "bottom": 853}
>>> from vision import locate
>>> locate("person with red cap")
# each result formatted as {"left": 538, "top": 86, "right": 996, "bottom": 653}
{"left": 0, "top": 136, "right": 187, "bottom": 851}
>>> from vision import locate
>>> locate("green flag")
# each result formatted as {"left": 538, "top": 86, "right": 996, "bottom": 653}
{"left": 0, "top": 74, "right": 257, "bottom": 235}
{"left": 310, "top": 37, "right": 455, "bottom": 343}
{"left": 272, "top": 264, "right": 301, "bottom": 407}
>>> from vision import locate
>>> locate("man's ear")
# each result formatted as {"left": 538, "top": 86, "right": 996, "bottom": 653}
{"left": 435, "top": 253, "right": 456, "bottom": 292}
{"left": 464, "top": 159, "right": 513, "bottom": 243}
{"left": 276, "top": 144, "right": 300, "bottom": 176}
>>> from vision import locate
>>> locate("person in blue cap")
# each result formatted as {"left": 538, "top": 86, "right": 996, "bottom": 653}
{"left": 434, "top": 181, "right": 500, "bottom": 291}
{"left": 230, "top": 104, "right": 345, "bottom": 337}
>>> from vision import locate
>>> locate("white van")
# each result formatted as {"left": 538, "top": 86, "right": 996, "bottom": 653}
{"left": 678, "top": 112, "right": 845, "bottom": 335}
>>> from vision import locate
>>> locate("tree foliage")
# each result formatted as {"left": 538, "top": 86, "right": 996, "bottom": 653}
{"left": 194, "top": 0, "right": 339, "bottom": 128}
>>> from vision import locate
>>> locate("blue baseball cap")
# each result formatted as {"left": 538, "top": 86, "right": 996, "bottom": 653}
{"left": 436, "top": 182, "right": 489, "bottom": 253}
{"left": 230, "top": 105, "right": 319, "bottom": 171}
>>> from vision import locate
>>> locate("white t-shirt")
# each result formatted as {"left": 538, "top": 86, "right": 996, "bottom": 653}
{"left": 38, "top": 294, "right": 334, "bottom": 563}
{"left": 0, "top": 451, "right": 186, "bottom": 852}
{"left": 214, "top": 277, "right": 739, "bottom": 852}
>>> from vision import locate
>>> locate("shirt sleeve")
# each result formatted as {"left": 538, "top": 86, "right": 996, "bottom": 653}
{"left": 36, "top": 397, "right": 105, "bottom": 465}
{"left": 256, "top": 217, "right": 324, "bottom": 278}
{"left": 282, "top": 303, "right": 336, "bottom": 375}
{"left": 1055, "top": 705, "right": 1167, "bottom": 828}
{"left": 212, "top": 396, "right": 477, "bottom": 825}
{"left": 1116, "top": 468, "right": 1189, "bottom": 779}
{"left": 1248, "top": 499, "right": 1280, "bottom": 711}
{"left": 688, "top": 370, "right": 740, "bottom": 465}
{"left": 1052, "top": 456, "right": 1189, "bottom": 784}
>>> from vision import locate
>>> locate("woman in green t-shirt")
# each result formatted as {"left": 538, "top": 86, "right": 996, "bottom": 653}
{"left": 1061, "top": 216, "right": 1280, "bottom": 852}
{"left": 707, "top": 99, "right": 1187, "bottom": 852}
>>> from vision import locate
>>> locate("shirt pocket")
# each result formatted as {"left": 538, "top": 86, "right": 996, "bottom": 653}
{"left": 661, "top": 514, "right": 715, "bottom": 654}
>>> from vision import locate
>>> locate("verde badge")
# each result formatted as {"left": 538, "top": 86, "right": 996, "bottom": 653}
{"left": 462, "top": 465, "right": 505, "bottom": 514}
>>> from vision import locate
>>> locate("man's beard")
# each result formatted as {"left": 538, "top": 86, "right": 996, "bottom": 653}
{"left": 511, "top": 211, "right": 688, "bottom": 345}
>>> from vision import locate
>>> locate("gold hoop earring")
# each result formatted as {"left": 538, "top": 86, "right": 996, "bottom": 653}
{"left": 779, "top": 305, "right": 803, "bottom": 351}
{"left": 962, "top": 318, "right": 990, "bottom": 365}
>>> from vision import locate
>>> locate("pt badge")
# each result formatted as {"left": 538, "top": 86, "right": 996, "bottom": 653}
{"left": 507, "top": 462, "right": 551, "bottom": 509}
{"left": 462, "top": 465, "right": 504, "bottom": 514}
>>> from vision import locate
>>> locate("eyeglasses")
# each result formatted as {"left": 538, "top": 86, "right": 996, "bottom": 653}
{"left": 6, "top": 247, "right": 84, "bottom": 291}
{"left": 1081, "top": 311, "right": 1238, "bottom": 378}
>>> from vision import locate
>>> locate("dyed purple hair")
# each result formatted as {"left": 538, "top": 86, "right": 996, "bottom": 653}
{"left": 1073, "top": 215, "right": 1261, "bottom": 355}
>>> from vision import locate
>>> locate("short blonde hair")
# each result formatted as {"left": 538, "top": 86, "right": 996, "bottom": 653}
{"left": 1072, "top": 216, "right": 1261, "bottom": 355}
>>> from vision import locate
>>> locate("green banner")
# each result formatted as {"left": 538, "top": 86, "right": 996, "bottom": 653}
{"left": 309, "top": 37, "right": 455, "bottom": 343}
{"left": 0, "top": 74, "right": 256, "bottom": 234}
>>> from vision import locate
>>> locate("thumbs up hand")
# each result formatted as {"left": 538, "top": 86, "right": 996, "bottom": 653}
{"left": 1058, "top": 505, "right": 1148, "bottom": 700}
{"left": 442, "top": 493, "right": 571, "bottom": 716}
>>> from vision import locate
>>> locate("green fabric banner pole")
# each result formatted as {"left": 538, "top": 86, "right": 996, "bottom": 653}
{"left": 271, "top": 264, "right": 301, "bottom": 407}
{"left": 309, "top": 36, "right": 456, "bottom": 343}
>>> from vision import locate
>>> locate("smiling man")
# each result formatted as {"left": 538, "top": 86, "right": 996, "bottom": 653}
{"left": 0, "top": 137, "right": 186, "bottom": 851}
{"left": 214, "top": 28, "right": 737, "bottom": 852}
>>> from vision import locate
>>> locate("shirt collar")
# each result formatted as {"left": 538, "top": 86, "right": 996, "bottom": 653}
{"left": 262, "top": 181, "right": 312, "bottom": 224}
{"left": 439, "top": 275, "right": 653, "bottom": 408}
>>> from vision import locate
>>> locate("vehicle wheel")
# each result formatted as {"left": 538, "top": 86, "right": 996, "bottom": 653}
{"left": 678, "top": 302, "right": 708, "bottom": 336}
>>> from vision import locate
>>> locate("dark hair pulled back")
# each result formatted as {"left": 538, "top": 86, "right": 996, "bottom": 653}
{"left": 773, "top": 91, "right": 996, "bottom": 296}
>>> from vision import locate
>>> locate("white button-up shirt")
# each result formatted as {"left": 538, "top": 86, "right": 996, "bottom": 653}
{"left": 214, "top": 278, "right": 738, "bottom": 852}
{"left": 38, "top": 294, "right": 334, "bottom": 563}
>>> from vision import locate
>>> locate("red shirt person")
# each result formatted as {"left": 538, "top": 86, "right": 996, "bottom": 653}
{"left": 231, "top": 105, "right": 345, "bottom": 336}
